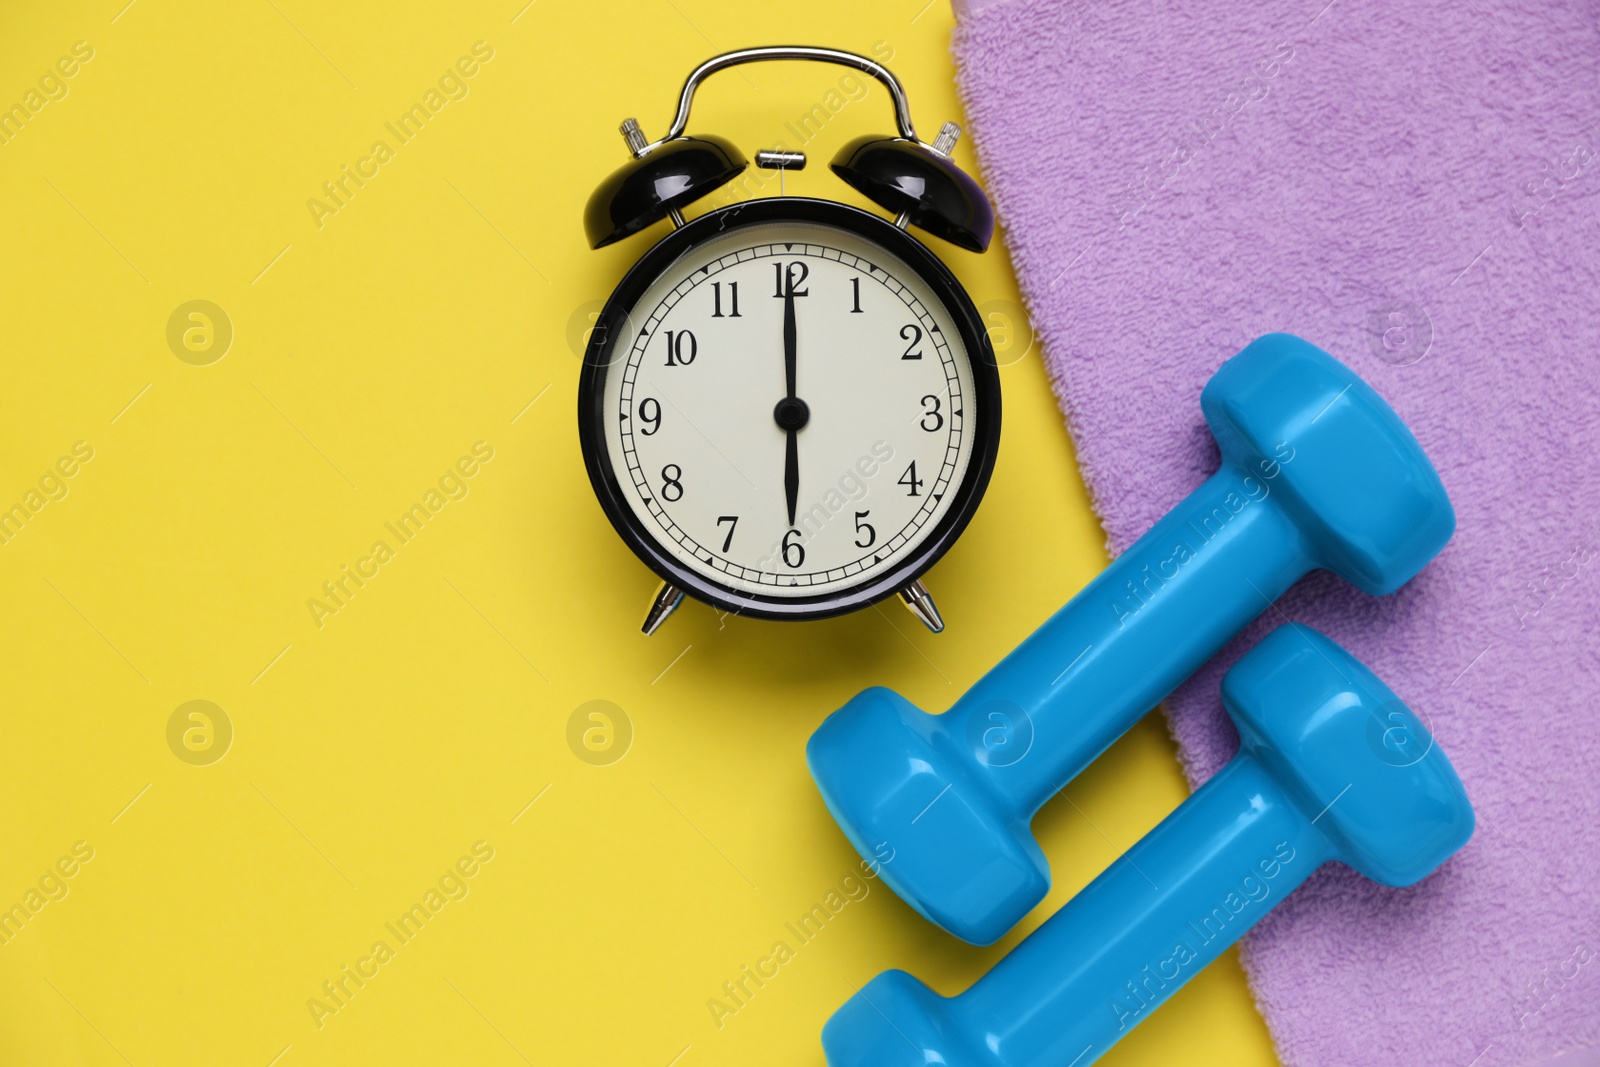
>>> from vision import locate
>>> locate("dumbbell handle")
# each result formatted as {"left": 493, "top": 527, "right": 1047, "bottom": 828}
{"left": 955, "top": 755, "right": 1333, "bottom": 1066}
{"left": 956, "top": 460, "right": 1311, "bottom": 812}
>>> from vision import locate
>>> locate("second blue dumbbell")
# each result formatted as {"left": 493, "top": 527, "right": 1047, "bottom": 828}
{"left": 807, "top": 334, "right": 1454, "bottom": 944}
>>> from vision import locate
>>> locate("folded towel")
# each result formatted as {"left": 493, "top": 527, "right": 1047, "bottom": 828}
{"left": 952, "top": 1, "right": 1600, "bottom": 1064}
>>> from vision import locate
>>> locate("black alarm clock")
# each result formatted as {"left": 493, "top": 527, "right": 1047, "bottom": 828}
{"left": 579, "top": 46, "right": 1000, "bottom": 635}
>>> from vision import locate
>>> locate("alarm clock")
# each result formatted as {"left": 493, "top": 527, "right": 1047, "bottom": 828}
{"left": 579, "top": 46, "right": 1000, "bottom": 635}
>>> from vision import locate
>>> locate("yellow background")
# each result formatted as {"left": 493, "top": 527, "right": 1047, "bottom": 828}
{"left": 0, "top": 1, "right": 1281, "bottom": 1064}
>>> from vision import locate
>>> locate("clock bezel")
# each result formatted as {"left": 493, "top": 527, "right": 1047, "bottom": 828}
{"left": 578, "top": 196, "right": 1001, "bottom": 622}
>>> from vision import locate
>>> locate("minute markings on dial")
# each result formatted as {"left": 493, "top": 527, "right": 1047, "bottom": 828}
{"left": 618, "top": 267, "right": 962, "bottom": 580}
{"left": 613, "top": 240, "right": 966, "bottom": 588}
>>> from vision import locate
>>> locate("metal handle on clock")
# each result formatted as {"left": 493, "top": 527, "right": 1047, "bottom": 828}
{"left": 639, "top": 46, "right": 923, "bottom": 156}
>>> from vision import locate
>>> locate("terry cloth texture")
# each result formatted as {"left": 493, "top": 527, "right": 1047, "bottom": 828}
{"left": 952, "top": 1, "right": 1600, "bottom": 1065}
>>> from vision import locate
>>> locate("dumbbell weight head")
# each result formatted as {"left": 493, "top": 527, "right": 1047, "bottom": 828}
{"left": 811, "top": 687, "right": 1045, "bottom": 938}
{"left": 808, "top": 334, "right": 1455, "bottom": 945}
{"left": 820, "top": 626, "right": 1474, "bottom": 1067}
{"left": 1225, "top": 623, "right": 1471, "bottom": 886}
{"left": 1203, "top": 333, "right": 1455, "bottom": 595}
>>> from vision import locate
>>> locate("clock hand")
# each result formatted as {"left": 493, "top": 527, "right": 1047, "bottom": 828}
{"left": 781, "top": 283, "right": 801, "bottom": 527}
{"left": 784, "top": 282, "right": 798, "bottom": 400}
{"left": 772, "top": 275, "right": 812, "bottom": 528}
{"left": 785, "top": 428, "right": 799, "bottom": 528}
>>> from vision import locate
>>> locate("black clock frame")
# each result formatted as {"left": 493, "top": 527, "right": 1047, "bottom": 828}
{"left": 578, "top": 197, "right": 1001, "bottom": 622}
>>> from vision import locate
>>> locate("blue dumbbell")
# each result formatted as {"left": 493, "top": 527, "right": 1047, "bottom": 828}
{"left": 807, "top": 334, "right": 1454, "bottom": 945}
{"left": 822, "top": 624, "right": 1474, "bottom": 1067}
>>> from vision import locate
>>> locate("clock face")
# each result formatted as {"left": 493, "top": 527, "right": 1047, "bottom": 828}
{"left": 581, "top": 199, "right": 999, "bottom": 618}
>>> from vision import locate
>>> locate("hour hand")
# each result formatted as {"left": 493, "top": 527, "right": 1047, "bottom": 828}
{"left": 775, "top": 397, "right": 809, "bottom": 525}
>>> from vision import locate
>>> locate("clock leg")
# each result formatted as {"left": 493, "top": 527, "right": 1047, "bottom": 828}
{"left": 641, "top": 581, "right": 685, "bottom": 635}
{"left": 898, "top": 579, "right": 944, "bottom": 634}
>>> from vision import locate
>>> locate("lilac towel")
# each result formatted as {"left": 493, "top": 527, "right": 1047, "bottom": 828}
{"left": 951, "top": 1, "right": 1600, "bottom": 1064}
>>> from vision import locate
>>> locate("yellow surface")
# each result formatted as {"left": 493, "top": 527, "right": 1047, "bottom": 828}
{"left": 0, "top": 2, "right": 1281, "bottom": 1064}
